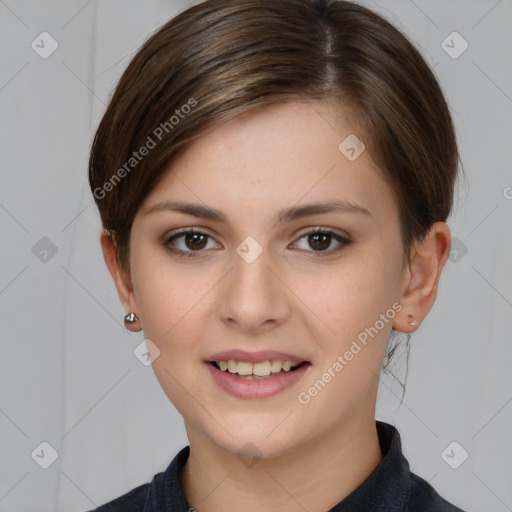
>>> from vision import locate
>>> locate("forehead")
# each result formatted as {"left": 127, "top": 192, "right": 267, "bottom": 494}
{"left": 140, "top": 100, "right": 397, "bottom": 228}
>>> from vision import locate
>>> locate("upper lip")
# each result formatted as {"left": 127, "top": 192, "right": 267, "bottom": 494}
{"left": 206, "top": 349, "right": 309, "bottom": 364}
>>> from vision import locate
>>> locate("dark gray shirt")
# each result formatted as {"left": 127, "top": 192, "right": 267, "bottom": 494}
{"left": 89, "top": 421, "right": 467, "bottom": 511}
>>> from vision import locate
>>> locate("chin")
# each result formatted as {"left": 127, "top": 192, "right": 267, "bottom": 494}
{"left": 206, "top": 420, "right": 304, "bottom": 461}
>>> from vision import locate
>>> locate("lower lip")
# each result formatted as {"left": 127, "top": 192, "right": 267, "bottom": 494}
{"left": 205, "top": 362, "right": 311, "bottom": 399}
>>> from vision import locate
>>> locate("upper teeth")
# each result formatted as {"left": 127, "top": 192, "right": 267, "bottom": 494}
{"left": 216, "top": 360, "right": 302, "bottom": 376}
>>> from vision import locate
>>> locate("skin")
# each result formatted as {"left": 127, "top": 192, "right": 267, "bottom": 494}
{"left": 101, "top": 100, "right": 451, "bottom": 512}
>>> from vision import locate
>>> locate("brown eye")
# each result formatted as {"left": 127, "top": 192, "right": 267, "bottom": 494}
{"left": 293, "top": 229, "right": 352, "bottom": 257}
{"left": 184, "top": 232, "right": 208, "bottom": 250}
{"left": 308, "top": 233, "right": 332, "bottom": 251}
{"left": 164, "top": 229, "right": 218, "bottom": 257}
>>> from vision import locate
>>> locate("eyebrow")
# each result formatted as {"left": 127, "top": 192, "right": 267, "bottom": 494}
{"left": 144, "top": 199, "right": 371, "bottom": 224}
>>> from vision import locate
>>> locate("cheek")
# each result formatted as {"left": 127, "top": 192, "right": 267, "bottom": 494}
{"left": 293, "top": 266, "right": 396, "bottom": 419}
{"left": 130, "top": 255, "right": 212, "bottom": 413}
{"left": 292, "top": 252, "right": 402, "bottom": 408}
{"left": 136, "top": 274, "right": 211, "bottom": 346}
{"left": 295, "top": 253, "right": 399, "bottom": 339}
{"left": 130, "top": 246, "right": 207, "bottom": 345}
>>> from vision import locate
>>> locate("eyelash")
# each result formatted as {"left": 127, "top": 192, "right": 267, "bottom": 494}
{"left": 163, "top": 228, "right": 352, "bottom": 259}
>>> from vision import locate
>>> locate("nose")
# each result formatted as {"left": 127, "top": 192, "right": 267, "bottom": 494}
{"left": 218, "top": 240, "right": 290, "bottom": 335}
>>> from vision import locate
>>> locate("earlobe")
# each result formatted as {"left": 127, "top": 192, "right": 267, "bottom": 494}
{"left": 392, "top": 222, "right": 451, "bottom": 333}
{"left": 100, "top": 229, "right": 142, "bottom": 332}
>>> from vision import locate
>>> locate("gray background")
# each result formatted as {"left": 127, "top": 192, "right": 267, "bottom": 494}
{"left": 0, "top": 0, "right": 511, "bottom": 511}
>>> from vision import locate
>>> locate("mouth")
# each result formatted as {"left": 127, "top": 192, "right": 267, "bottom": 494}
{"left": 204, "top": 356, "right": 311, "bottom": 399}
{"left": 208, "top": 359, "right": 308, "bottom": 379}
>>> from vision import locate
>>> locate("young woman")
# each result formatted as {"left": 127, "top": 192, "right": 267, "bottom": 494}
{"left": 88, "top": 0, "right": 467, "bottom": 510}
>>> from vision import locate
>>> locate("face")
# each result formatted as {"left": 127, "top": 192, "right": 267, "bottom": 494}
{"left": 127, "top": 100, "right": 408, "bottom": 458}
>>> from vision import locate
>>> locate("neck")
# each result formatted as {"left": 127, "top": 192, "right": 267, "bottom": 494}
{"left": 181, "top": 410, "right": 383, "bottom": 512}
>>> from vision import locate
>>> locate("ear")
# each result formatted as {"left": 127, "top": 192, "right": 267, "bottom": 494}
{"left": 392, "top": 222, "right": 451, "bottom": 333}
{"left": 100, "top": 229, "right": 142, "bottom": 332}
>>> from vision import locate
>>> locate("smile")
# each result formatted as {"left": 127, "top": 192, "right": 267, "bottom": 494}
{"left": 212, "top": 359, "right": 303, "bottom": 377}
{"left": 206, "top": 360, "right": 311, "bottom": 399}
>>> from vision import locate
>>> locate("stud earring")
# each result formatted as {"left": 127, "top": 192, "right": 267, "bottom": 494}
{"left": 124, "top": 312, "right": 139, "bottom": 327}
{"left": 407, "top": 314, "right": 418, "bottom": 326}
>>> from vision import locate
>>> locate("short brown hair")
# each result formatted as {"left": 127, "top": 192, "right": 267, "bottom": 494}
{"left": 89, "top": 0, "right": 459, "bottom": 274}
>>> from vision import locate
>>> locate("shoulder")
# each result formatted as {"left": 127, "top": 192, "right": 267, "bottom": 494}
{"left": 84, "top": 446, "right": 190, "bottom": 512}
{"left": 407, "top": 472, "right": 467, "bottom": 512}
{"left": 86, "top": 482, "right": 150, "bottom": 511}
